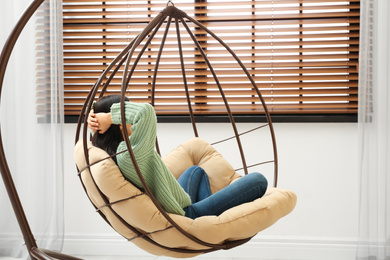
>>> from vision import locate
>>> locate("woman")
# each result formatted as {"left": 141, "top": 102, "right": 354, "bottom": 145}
{"left": 88, "top": 95, "right": 268, "bottom": 219}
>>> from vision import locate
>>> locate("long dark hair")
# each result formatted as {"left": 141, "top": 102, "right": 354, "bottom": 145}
{"left": 91, "top": 95, "right": 129, "bottom": 163}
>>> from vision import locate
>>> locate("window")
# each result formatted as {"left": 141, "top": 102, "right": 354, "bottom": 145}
{"left": 63, "top": 0, "right": 359, "bottom": 122}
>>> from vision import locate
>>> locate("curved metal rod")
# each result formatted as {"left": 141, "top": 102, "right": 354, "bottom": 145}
{"left": 235, "top": 161, "right": 275, "bottom": 172}
{"left": 151, "top": 16, "right": 173, "bottom": 156}
{"left": 0, "top": 0, "right": 90, "bottom": 259}
{"left": 99, "top": 52, "right": 130, "bottom": 99}
{"left": 30, "top": 248, "right": 53, "bottom": 260}
{"left": 75, "top": 37, "right": 137, "bottom": 144}
{"left": 212, "top": 125, "right": 276, "bottom": 174}
{"left": 75, "top": 9, "right": 166, "bottom": 146}
{"left": 75, "top": 39, "right": 140, "bottom": 227}
{"left": 119, "top": 15, "right": 164, "bottom": 201}
{"left": 118, "top": 8, "right": 232, "bottom": 250}
{"left": 77, "top": 13, "right": 165, "bottom": 175}
{"left": 76, "top": 16, "right": 215, "bottom": 257}
{"left": 75, "top": 9, "right": 230, "bottom": 253}
{"left": 75, "top": 10, "right": 182, "bottom": 252}
{"left": 119, "top": 16, "right": 166, "bottom": 98}
{"left": 211, "top": 124, "right": 269, "bottom": 145}
{"left": 180, "top": 17, "right": 249, "bottom": 175}
{"left": 184, "top": 14, "right": 278, "bottom": 186}
{"left": 175, "top": 19, "right": 199, "bottom": 137}
{"left": 75, "top": 11, "right": 204, "bottom": 253}
{"left": 81, "top": 13, "right": 239, "bottom": 250}
{"left": 38, "top": 249, "right": 82, "bottom": 260}
{"left": 151, "top": 16, "right": 172, "bottom": 106}
{"left": 121, "top": 17, "right": 166, "bottom": 98}
{"left": 0, "top": 1, "right": 55, "bottom": 259}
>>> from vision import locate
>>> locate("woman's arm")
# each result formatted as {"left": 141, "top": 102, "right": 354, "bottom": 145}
{"left": 111, "top": 102, "right": 157, "bottom": 154}
{"left": 88, "top": 102, "right": 156, "bottom": 146}
{"left": 88, "top": 101, "right": 157, "bottom": 155}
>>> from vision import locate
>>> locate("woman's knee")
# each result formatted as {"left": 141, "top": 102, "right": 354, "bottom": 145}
{"left": 179, "top": 165, "right": 201, "bottom": 180}
{"left": 246, "top": 172, "right": 268, "bottom": 192}
{"left": 187, "top": 165, "right": 201, "bottom": 172}
{"left": 250, "top": 172, "right": 267, "bottom": 184}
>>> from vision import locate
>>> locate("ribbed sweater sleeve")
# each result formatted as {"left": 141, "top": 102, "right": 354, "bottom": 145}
{"left": 111, "top": 102, "right": 191, "bottom": 215}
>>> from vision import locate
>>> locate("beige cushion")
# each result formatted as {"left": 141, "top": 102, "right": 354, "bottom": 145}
{"left": 74, "top": 137, "right": 297, "bottom": 258}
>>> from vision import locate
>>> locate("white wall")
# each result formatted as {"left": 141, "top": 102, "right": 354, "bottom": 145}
{"left": 63, "top": 122, "right": 358, "bottom": 260}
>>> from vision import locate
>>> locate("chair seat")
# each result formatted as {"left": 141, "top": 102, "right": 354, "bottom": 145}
{"left": 74, "top": 137, "right": 297, "bottom": 258}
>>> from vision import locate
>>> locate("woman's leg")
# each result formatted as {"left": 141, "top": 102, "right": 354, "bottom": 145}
{"left": 184, "top": 172, "right": 268, "bottom": 219}
{"left": 177, "top": 166, "right": 212, "bottom": 204}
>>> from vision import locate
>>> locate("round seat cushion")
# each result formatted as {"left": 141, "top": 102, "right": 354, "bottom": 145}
{"left": 74, "top": 137, "right": 297, "bottom": 258}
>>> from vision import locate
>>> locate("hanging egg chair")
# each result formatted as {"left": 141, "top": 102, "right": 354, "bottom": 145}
{"left": 0, "top": 0, "right": 297, "bottom": 258}
{"left": 74, "top": 3, "right": 297, "bottom": 258}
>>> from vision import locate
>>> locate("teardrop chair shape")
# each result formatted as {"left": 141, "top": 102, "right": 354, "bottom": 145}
{"left": 74, "top": 4, "right": 297, "bottom": 258}
{"left": 0, "top": 0, "right": 296, "bottom": 258}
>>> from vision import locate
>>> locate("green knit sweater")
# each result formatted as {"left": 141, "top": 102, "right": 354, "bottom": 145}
{"left": 110, "top": 102, "right": 191, "bottom": 215}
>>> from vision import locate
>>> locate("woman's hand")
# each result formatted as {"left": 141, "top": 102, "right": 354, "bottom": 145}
{"left": 88, "top": 110, "right": 113, "bottom": 134}
{"left": 87, "top": 110, "right": 98, "bottom": 133}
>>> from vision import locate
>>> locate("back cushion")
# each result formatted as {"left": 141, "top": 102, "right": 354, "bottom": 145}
{"left": 162, "top": 137, "right": 241, "bottom": 193}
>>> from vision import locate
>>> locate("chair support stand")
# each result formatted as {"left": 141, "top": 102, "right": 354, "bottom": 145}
{"left": 0, "top": 0, "right": 79, "bottom": 259}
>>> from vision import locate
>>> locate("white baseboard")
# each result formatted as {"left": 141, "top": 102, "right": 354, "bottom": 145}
{"left": 62, "top": 234, "right": 358, "bottom": 260}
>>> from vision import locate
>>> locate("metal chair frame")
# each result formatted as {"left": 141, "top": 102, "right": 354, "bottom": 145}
{"left": 0, "top": 1, "right": 278, "bottom": 258}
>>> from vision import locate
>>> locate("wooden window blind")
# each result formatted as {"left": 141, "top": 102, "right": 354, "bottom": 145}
{"left": 63, "top": 0, "right": 359, "bottom": 118}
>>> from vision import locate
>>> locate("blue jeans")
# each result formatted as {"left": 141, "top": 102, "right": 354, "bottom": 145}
{"left": 178, "top": 166, "right": 268, "bottom": 219}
